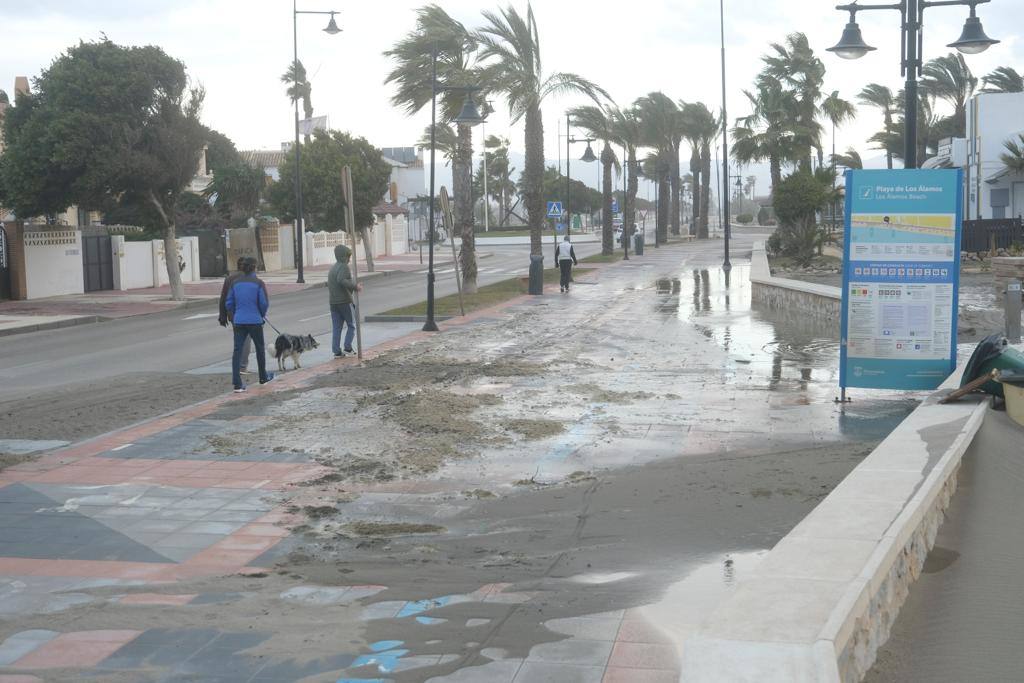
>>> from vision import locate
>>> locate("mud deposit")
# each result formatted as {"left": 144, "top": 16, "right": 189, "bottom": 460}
{"left": 201, "top": 349, "right": 640, "bottom": 485}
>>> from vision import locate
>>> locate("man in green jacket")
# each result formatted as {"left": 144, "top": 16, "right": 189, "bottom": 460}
{"left": 328, "top": 244, "right": 361, "bottom": 357}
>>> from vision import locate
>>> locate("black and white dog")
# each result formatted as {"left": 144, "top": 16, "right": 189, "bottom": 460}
{"left": 273, "top": 333, "right": 319, "bottom": 371}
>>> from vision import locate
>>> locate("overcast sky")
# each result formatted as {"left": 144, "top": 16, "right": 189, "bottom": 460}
{"left": 2, "top": 0, "right": 1021, "bottom": 194}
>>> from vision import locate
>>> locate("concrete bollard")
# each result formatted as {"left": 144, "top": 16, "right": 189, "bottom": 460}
{"left": 528, "top": 254, "right": 544, "bottom": 295}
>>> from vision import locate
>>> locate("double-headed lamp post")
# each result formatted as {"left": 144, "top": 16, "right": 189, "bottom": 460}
{"left": 423, "top": 47, "right": 486, "bottom": 333}
{"left": 826, "top": 0, "right": 999, "bottom": 169}
{"left": 565, "top": 114, "right": 597, "bottom": 239}
{"left": 291, "top": 2, "right": 341, "bottom": 284}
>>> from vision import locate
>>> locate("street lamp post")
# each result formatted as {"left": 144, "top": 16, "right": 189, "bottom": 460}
{"left": 422, "top": 47, "right": 486, "bottom": 333}
{"left": 565, "top": 114, "right": 597, "bottom": 240}
{"left": 291, "top": 2, "right": 341, "bottom": 284}
{"left": 826, "top": 0, "right": 999, "bottom": 169}
{"left": 719, "top": 0, "right": 732, "bottom": 272}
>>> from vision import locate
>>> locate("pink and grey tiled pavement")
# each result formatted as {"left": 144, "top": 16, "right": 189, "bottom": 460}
{"left": 0, "top": 274, "right": 683, "bottom": 682}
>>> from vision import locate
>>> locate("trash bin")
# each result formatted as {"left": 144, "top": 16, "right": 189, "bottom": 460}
{"left": 997, "top": 372, "right": 1024, "bottom": 427}
{"left": 633, "top": 233, "right": 644, "bottom": 256}
{"left": 960, "top": 333, "right": 1024, "bottom": 398}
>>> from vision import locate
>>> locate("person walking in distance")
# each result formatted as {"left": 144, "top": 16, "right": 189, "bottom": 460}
{"left": 225, "top": 257, "right": 274, "bottom": 392}
{"left": 328, "top": 244, "right": 362, "bottom": 357}
{"left": 219, "top": 257, "right": 252, "bottom": 375}
{"left": 555, "top": 235, "right": 578, "bottom": 293}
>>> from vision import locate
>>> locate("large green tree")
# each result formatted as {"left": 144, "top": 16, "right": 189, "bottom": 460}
{"left": 475, "top": 3, "right": 607, "bottom": 268}
{"left": 0, "top": 39, "right": 205, "bottom": 300}
{"left": 268, "top": 129, "right": 391, "bottom": 271}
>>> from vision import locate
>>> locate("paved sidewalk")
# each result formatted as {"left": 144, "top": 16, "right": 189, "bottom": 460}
{"left": 0, "top": 238, "right": 917, "bottom": 682}
{"left": 0, "top": 252, "right": 468, "bottom": 337}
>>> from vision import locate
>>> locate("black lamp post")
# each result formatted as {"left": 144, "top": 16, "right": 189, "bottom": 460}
{"left": 719, "top": 0, "right": 731, "bottom": 272}
{"left": 422, "top": 47, "right": 485, "bottom": 333}
{"left": 291, "top": 2, "right": 340, "bottom": 284}
{"left": 565, "top": 114, "right": 597, "bottom": 239}
{"left": 827, "top": 0, "right": 999, "bottom": 169}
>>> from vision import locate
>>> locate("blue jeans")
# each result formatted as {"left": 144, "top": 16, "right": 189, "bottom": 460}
{"left": 331, "top": 303, "right": 356, "bottom": 354}
{"left": 232, "top": 324, "right": 268, "bottom": 388}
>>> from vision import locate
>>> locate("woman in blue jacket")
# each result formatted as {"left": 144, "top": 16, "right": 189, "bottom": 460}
{"left": 224, "top": 258, "right": 274, "bottom": 392}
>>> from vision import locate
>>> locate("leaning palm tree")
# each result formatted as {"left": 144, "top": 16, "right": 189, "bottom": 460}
{"left": 981, "top": 66, "right": 1024, "bottom": 94}
{"left": 385, "top": 4, "right": 482, "bottom": 292}
{"left": 732, "top": 80, "right": 798, "bottom": 195}
{"left": 281, "top": 60, "right": 313, "bottom": 143}
{"left": 635, "top": 93, "right": 679, "bottom": 243}
{"left": 569, "top": 104, "right": 618, "bottom": 255}
{"left": 999, "top": 134, "right": 1024, "bottom": 174}
{"left": 418, "top": 124, "right": 459, "bottom": 165}
{"left": 475, "top": 3, "right": 608, "bottom": 262}
{"left": 921, "top": 52, "right": 977, "bottom": 136}
{"left": 830, "top": 148, "right": 863, "bottom": 170}
{"left": 858, "top": 83, "right": 897, "bottom": 169}
{"left": 760, "top": 33, "right": 826, "bottom": 167}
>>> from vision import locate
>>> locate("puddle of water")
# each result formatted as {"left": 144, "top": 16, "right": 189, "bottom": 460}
{"left": 565, "top": 571, "right": 639, "bottom": 584}
{"left": 639, "top": 550, "right": 767, "bottom": 658}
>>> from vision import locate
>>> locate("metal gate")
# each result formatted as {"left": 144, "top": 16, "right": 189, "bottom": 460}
{"left": 197, "top": 231, "right": 227, "bottom": 277}
{"left": 82, "top": 234, "right": 114, "bottom": 292}
{"left": 0, "top": 225, "right": 10, "bottom": 300}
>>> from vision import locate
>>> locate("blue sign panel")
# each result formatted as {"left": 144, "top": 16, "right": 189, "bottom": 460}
{"left": 611, "top": 199, "right": 620, "bottom": 213}
{"left": 546, "top": 201, "right": 563, "bottom": 218}
{"left": 840, "top": 169, "right": 963, "bottom": 391}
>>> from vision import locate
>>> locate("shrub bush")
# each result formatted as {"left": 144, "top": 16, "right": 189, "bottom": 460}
{"left": 736, "top": 213, "right": 753, "bottom": 224}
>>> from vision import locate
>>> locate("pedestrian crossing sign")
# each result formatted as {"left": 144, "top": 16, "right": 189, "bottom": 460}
{"left": 546, "top": 201, "right": 563, "bottom": 218}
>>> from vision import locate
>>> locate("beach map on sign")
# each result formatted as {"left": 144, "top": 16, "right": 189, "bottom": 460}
{"left": 848, "top": 213, "right": 956, "bottom": 262}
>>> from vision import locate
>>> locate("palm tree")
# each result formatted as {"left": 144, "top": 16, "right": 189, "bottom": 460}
{"left": 636, "top": 93, "right": 679, "bottom": 243}
{"left": 281, "top": 60, "right": 313, "bottom": 143}
{"left": 732, "top": 80, "right": 798, "bottom": 194}
{"left": 687, "top": 103, "right": 719, "bottom": 240}
{"left": 921, "top": 52, "right": 977, "bottom": 136}
{"left": 820, "top": 90, "right": 856, "bottom": 169}
{"left": 478, "top": 134, "right": 515, "bottom": 227}
{"left": 475, "top": 3, "right": 608, "bottom": 260}
{"left": 570, "top": 104, "right": 618, "bottom": 255}
{"left": 830, "top": 148, "right": 863, "bottom": 170}
{"left": 418, "top": 123, "right": 459, "bottom": 164}
{"left": 610, "top": 106, "right": 643, "bottom": 243}
{"left": 385, "top": 4, "right": 482, "bottom": 292}
{"left": 205, "top": 162, "right": 268, "bottom": 267}
{"left": 999, "top": 134, "right": 1024, "bottom": 174}
{"left": 858, "top": 84, "right": 897, "bottom": 169}
{"left": 981, "top": 66, "right": 1024, "bottom": 94}
{"left": 760, "top": 33, "right": 825, "bottom": 168}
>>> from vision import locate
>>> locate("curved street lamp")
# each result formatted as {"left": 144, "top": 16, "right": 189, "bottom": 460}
{"left": 826, "top": 0, "right": 999, "bottom": 168}
{"left": 565, "top": 114, "right": 597, "bottom": 240}
{"left": 291, "top": 2, "right": 341, "bottom": 284}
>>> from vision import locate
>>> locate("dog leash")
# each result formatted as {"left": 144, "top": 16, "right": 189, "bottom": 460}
{"left": 263, "top": 318, "right": 284, "bottom": 336}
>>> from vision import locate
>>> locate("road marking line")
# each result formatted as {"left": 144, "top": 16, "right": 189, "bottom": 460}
{"left": 299, "top": 313, "right": 331, "bottom": 322}
{"left": 111, "top": 444, "right": 134, "bottom": 451}
{"left": 183, "top": 313, "right": 218, "bottom": 320}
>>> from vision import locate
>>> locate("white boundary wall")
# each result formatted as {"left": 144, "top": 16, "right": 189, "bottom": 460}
{"left": 23, "top": 228, "right": 84, "bottom": 299}
{"left": 111, "top": 236, "right": 201, "bottom": 290}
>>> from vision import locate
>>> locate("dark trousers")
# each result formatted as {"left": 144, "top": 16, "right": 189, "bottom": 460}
{"left": 559, "top": 260, "right": 573, "bottom": 289}
{"left": 232, "top": 324, "right": 268, "bottom": 388}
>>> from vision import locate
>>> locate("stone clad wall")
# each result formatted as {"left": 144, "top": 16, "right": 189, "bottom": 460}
{"left": 749, "top": 242, "right": 842, "bottom": 326}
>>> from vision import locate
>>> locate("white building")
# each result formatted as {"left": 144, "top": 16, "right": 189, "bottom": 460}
{"left": 381, "top": 147, "right": 426, "bottom": 207}
{"left": 929, "top": 92, "right": 1024, "bottom": 220}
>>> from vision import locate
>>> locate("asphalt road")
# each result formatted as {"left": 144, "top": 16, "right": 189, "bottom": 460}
{"left": 0, "top": 242, "right": 602, "bottom": 403}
